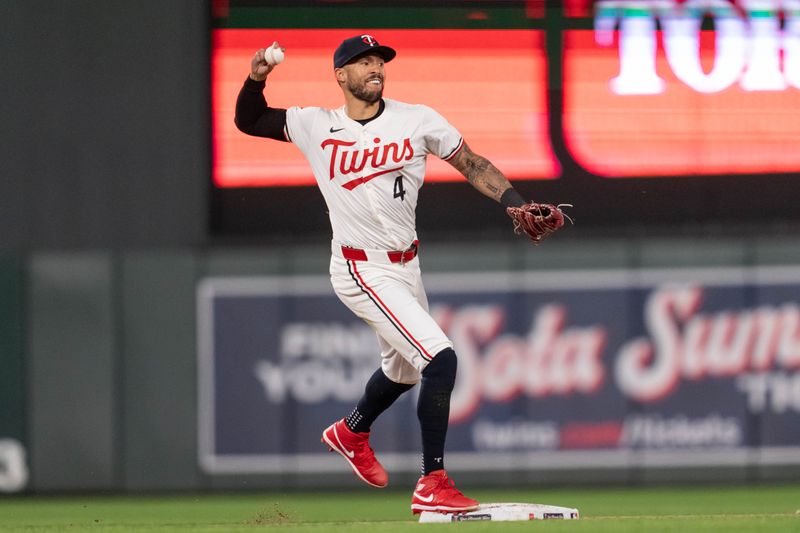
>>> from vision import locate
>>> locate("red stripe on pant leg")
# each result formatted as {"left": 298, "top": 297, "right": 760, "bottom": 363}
{"left": 351, "top": 261, "right": 433, "bottom": 361}
{"left": 347, "top": 261, "right": 426, "bottom": 362}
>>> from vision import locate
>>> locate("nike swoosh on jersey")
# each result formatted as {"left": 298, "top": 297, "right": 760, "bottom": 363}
{"left": 333, "top": 426, "right": 355, "bottom": 459}
{"left": 341, "top": 166, "right": 404, "bottom": 190}
{"left": 329, "top": 127, "right": 345, "bottom": 133}
{"left": 413, "top": 491, "right": 435, "bottom": 503}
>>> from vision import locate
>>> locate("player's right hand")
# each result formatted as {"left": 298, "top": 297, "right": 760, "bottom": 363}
{"left": 250, "top": 41, "right": 282, "bottom": 81}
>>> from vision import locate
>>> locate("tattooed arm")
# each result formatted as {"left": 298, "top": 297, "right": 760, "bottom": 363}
{"left": 446, "top": 141, "right": 526, "bottom": 208}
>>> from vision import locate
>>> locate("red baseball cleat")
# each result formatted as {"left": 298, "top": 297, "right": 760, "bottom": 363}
{"left": 411, "top": 470, "right": 479, "bottom": 514}
{"left": 321, "top": 419, "right": 388, "bottom": 488}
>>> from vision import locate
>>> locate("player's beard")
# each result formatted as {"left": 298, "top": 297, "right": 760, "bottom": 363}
{"left": 348, "top": 78, "right": 383, "bottom": 104}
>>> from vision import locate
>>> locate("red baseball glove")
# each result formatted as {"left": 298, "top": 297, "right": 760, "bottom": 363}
{"left": 506, "top": 202, "right": 571, "bottom": 245}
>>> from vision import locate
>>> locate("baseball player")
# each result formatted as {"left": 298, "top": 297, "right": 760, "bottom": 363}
{"left": 235, "top": 34, "right": 566, "bottom": 514}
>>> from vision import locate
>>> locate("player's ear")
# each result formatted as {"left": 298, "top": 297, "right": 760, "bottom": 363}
{"left": 334, "top": 67, "right": 346, "bottom": 84}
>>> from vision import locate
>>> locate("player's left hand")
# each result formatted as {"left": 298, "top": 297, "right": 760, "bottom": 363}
{"left": 506, "top": 202, "right": 572, "bottom": 245}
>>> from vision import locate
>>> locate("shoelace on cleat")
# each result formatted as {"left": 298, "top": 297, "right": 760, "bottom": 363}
{"left": 428, "top": 474, "right": 467, "bottom": 499}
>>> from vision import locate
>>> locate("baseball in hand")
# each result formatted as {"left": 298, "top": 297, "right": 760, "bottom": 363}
{"left": 264, "top": 46, "right": 285, "bottom": 66}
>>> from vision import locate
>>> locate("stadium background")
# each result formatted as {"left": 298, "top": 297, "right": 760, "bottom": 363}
{"left": 2, "top": 0, "right": 800, "bottom": 495}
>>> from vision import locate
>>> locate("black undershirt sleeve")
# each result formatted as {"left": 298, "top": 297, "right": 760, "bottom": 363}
{"left": 234, "top": 77, "right": 289, "bottom": 142}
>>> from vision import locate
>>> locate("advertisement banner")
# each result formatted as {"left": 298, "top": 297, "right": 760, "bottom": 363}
{"left": 198, "top": 267, "right": 800, "bottom": 474}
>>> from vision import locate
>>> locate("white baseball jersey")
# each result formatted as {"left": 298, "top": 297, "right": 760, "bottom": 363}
{"left": 284, "top": 98, "right": 464, "bottom": 251}
{"left": 281, "top": 97, "right": 462, "bottom": 379}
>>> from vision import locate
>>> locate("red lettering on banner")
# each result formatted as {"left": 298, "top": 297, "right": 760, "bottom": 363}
{"left": 436, "top": 304, "right": 606, "bottom": 424}
{"left": 778, "top": 308, "right": 800, "bottom": 368}
{"left": 615, "top": 287, "right": 800, "bottom": 402}
{"left": 320, "top": 137, "right": 414, "bottom": 189}
{"left": 559, "top": 421, "right": 622, "bottom": 449}
{"left": 442, "top": 306, "right": 506, "bottom": 424}
{"left": 522, "top": 305, "right": 606, "bottom": 397}
{"left": 432, "top": 285, "right": 800, "bottom": 423}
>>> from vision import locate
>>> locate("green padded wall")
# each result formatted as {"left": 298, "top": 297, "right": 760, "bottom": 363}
{"left": 120, "top": 252, "right": 201, "bottom": 490}
{"left": 28, "top": 253, "right": 116, "bottom": 490}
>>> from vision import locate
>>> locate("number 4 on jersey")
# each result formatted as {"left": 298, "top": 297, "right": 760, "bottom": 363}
{"left": 393, "top": 175, "right": 406, "bottom": 201}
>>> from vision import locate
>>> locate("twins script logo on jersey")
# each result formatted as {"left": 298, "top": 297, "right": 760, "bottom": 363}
{"left": 321, "top": 137, "right": 414, "bottom": 190}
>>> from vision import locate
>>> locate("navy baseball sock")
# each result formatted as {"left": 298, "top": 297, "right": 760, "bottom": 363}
{"left": 346, "top": 367, "right": 414, "bottom": 433}
{"left": 417, "top": 348, "right": 457, "bottom": 475}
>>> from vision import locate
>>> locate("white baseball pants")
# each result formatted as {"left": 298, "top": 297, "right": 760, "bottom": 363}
{"left": 329, "top": 242, "right": 453, "bottom": 384}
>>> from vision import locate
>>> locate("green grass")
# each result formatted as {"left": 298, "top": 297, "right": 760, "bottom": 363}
{"left": 1, "top": 485, "right": 799, "bottom": 532}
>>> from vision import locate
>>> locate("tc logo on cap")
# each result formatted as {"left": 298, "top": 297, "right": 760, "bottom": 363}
{"left": 361, "top": 35, "right": 378, "bottom": 46}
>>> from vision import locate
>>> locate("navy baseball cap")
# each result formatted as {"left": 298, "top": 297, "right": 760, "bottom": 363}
{"left": 333, "top": 34, "right": 396, "bottom": 69}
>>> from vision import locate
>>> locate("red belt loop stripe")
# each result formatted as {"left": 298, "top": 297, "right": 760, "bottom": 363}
{"left": 340, "top": 246, "right": 368, "bottom": 261}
